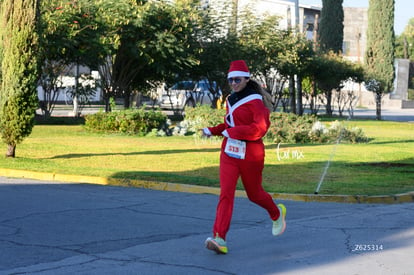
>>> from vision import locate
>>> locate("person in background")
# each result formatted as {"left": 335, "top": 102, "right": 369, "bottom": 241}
{"left": 202, "top": 60, "right": 286, "bottom": 255}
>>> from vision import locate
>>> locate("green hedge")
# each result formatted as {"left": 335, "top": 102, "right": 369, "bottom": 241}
{"left": 183, "top": 106, "right": 368, "bottom": 144}
{"left": 84, "top": 108, "right": 167, "bottom": 135}
{"left": 266, "top": 112, "right": 318, "bottom": 143}
{"left": 84, "top": 105, "right": 368, "bottom": 143}
{"left": 181, "top": 105, "right": 226, "bottom": 134}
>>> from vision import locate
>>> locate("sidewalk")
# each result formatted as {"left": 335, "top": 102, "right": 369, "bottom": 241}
{"left": 1, "top": 177, "right": 413, "bottom": 274}
{"left": 351, "top": 107, "right": 414, "bottom": 122}
{"left": 43, "top": 105, "right": 414, "bottom": 123}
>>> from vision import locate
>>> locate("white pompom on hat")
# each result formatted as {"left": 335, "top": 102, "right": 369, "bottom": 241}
{"left": 228, "top": 60, "right": 250, "bottom": 78}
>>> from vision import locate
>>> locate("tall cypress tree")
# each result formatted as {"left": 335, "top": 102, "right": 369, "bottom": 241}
{"left": 0, "top": 0, "right": 3, "bottom": 84}
{"left": 0, "top": 0, "right": 40, "bottom": 157}
{"left": 365, "top": 0, "right": 395, "bottom": 120}
{"left": 318, "top": 0, "right": 344, "bottom": 53}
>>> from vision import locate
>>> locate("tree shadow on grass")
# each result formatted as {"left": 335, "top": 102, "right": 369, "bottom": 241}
{"left": 367, "top": 139, "right": 414, "bottom": 145}
{"left": 264, "top": 138, "right": 414, "bottom": 150}
{"left": 109, "top": 157, "right": 414, "bottom": 196}
{"left": 49, "top": 148, "right": 221, "bottom": 159}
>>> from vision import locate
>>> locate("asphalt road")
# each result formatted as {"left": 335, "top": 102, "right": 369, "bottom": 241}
{"left": 1, "top": 177, "right": 413, "bottom": 275}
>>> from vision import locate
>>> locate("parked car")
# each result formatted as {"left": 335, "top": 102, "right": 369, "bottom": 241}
{"left": 158, "top": 79, "right": 222, "bottom": 110}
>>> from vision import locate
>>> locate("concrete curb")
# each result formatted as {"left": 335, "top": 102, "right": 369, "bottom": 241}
{"left": 1, "top": 168, "right": 413, "bottom": 204}
{"left": 271, "top": 192, "right": 414, "bottom": 204}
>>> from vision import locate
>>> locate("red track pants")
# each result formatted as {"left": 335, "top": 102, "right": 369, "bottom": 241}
{"left": 213, "top": 152, "right": 280, "bottom": 240}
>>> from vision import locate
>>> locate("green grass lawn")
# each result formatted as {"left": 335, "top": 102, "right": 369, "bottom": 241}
{"left": 0, "top": 119, "right": 413, "bottom": 196}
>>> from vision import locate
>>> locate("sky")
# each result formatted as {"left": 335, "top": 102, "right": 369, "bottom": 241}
{"left": 299, "top": 0, "right": 412, "bottom": 35}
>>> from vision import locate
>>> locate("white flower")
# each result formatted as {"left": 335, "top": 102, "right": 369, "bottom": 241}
{"left": 311, "top": 121, "right": 328, "bottom": 134}
{"left": 329, "top": 120, "right": 342, "bottom": 131}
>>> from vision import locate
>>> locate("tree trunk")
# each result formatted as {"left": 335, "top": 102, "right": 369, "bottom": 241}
{"left": 73, "top": 63, "right": 80, "bottom": 117}
{"left": 6, "top": 144, "right": 16, "bottom": 158}
{"left": 310, "top": 79, "right": 317, "bottom": 115}
{"left": 296, "top": 75, "right": 303, "bottom": 115}
{"left": 326, "top": 90, "right": 333, "bottom": 116}
{"left": 289, "top": 75, "right": 296, "bottom": 114}
{"left": 375, "top": 91, "right": 382, "bottom": 120}
{"left": 103, "top": 90, "right": 111, "bottom": 112}
{"left": 123, "top": 90, "right": 131, "bottom": 109}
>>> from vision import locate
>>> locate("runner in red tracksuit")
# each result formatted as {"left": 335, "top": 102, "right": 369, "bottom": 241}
{"left": 203, "top": 60, "right": 286, "bottom": 254}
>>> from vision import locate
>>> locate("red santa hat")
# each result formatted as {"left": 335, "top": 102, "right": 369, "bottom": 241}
{"left": 228, "top": 60, "right": 250, "bottom": 78}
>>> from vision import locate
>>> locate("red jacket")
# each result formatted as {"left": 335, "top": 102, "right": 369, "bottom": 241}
{"left": 208, "top": 93, "right": 270, "bottom": 161}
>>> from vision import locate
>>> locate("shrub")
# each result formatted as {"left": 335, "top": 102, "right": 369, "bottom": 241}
{"left": 174, "top": 106, "right": 368, "bottom": 144}
{"left": 266, "top": 113, "right": 318, "bottom": 143}
{"left": 309, "top": 120, "right": 369, "bottom": 144}
{"left": 176, "top": 105, "right": 225, "bottom": 135}
{"left": 308, "top": 121, "right": 330, "bottom": 143}
{"left": 84, "top": 107, "right": 167, "bottom": 135}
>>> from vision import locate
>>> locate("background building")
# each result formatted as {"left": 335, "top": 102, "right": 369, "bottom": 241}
{"left": 343, "top": 7, "right": 368, "bottom": 63}
{"left": 221, "top": 0, "right": 322, "bottom": 39}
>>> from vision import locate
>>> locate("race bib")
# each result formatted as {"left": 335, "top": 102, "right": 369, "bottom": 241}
{"left": 224, "top": 138, "right": 246, "bottom": 159}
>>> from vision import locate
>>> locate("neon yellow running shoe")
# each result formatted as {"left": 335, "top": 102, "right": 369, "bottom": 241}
{"left": 205, "top": 234, "right": 228, "bottom": 254}
{"left": 272, "top": 203, "right": 286, "bottom": 236}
